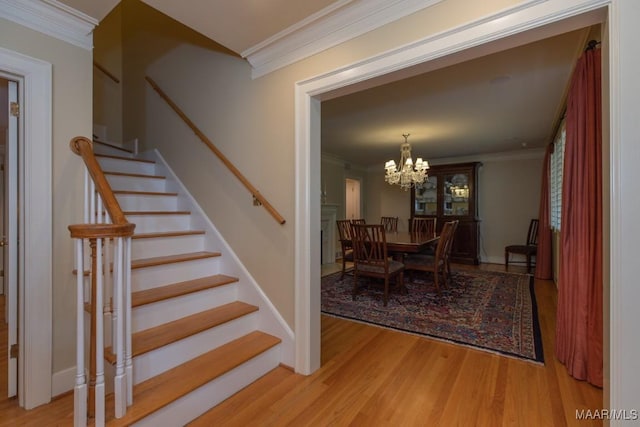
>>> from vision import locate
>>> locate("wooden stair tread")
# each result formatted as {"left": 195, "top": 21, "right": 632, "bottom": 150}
{"left": 105, "top": 301, "right": 259, "bottom": 362}
{"left": 131, "top": 251, "right": 221, "bottom": 269}
{"left": 132, "top": 274, "right": 238, "bottom": 307}
{"left": 93, "top": 139, "right": 134, "bottom": 154}
{"left": 104, "top": 331, "right": 281, "bottom": 426}
{"left": 114, "top": 190, "right": 178, "bottom": 196}
{"left": 96, "top": 153, "right": 155, "bottom": 164}
{"left": 104, "top": 171, "right": 165, "bottom": 179}
{"left": 124, "top": 210, "right": 191, "bottom": 215}
{"left": 132, "top": 230, "right": 205, "bottom": 239}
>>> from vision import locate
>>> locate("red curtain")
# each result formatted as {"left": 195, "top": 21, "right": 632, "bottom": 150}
{"left": 555, "top": 47, "right": 603, "bottom": 387}
{"left": 535, "top": 144, "right": 553, "bottom": 280}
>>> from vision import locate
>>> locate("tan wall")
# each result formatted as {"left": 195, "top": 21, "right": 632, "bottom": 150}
{"left": 0, "top": 18, "right": 91, "bottom": 372}
{"left": 93, "top": 4, "right": 123, "bottom": 142}
{"left": 360, "top": 155, "right": 543, "bottom": 263}
{"left": 477, "top": 156, "right": 543, "bottom": 264}
{"left": 103, "top": 0, "right": 547, "bottom": 329}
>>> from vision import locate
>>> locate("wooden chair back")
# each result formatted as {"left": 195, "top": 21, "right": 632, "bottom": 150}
{"left": 410, "top": 217, "right": 436, "bottom": 234}
{"left": 526, "top": 219, "right": 539, "bottom": 246}
{"left": 351, "top": 224, "right": 389, "bottom": 269}
{"left": 351, "top": 218, "right": 366, "bottom": 225}
{"left": 337, "top": 219, "right": 353, "bottom": 242}
{"left": 380, "top": 216, "right": 398, "bottom": 232}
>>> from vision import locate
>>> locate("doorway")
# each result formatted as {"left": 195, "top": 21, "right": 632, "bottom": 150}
{"left": 344, "top": 178, "right": 361, "bottom": 220}
{"left": 0, "top": 76, "right": 18, "bottom": 401}
{"left": 0, "top": 47, "right": 53, "bottom": 409}
{"left": 295, "top": 2, "right": 611, "bottom": 378}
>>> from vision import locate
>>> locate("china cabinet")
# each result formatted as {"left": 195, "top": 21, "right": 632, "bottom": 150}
{"left": 411, "top": 162, "right": 481, "bottom": 264}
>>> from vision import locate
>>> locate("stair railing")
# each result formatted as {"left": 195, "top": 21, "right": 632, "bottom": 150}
{"left": 68, "top": 136, "right": 135, "bottom": 426}
{"left": 145, "top": 76, "right": 286, "bottom": 225}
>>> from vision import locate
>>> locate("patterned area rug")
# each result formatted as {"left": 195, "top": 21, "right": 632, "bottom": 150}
{"left": 321, "top": 269, "right": 544, "bottom": 364}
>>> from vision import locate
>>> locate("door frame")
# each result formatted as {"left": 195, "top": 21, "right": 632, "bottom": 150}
{"left": 0, "top": 47, "right": 53, "bottom": 409}
{"left": 294, "top": 0, "right": 629, "bottom": 408}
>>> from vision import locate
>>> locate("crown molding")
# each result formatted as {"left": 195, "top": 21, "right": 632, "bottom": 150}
{"left": 245, "top": 0, "right": 443, "bottom": 78}
{"left": 0, "top": 0, "right": 97, "bottom": 51}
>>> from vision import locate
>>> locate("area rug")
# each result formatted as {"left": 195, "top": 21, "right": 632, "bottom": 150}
{"left": 321, "top": 269, "right": 544, "bottom": 364}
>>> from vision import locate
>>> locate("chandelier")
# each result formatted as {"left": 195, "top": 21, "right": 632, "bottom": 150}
{"left": 384, "top": 133, "right": 429, "bottom": 190}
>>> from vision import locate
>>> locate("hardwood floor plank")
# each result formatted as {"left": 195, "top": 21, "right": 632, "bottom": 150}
{"left": 0, "top": 264, "right": 603, "bottom": 426}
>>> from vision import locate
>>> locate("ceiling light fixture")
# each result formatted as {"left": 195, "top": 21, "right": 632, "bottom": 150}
{"left": 384, "top": 133, "right": 429, "bottom": 191}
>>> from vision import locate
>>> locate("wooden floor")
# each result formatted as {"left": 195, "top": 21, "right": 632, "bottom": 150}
{"left": 0, "top": 264, "right": 603, "bottom": 426}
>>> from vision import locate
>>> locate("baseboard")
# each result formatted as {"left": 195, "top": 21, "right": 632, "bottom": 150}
{"left": 51, "top": 366, "right": 76, "bottom": 397}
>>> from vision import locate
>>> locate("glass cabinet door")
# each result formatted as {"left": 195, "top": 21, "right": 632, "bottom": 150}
{"left": 413, "top": 176, "right": 437, "bottom": 215}
{"left": 443, "top": 173, "right": 469, "bottom": 216}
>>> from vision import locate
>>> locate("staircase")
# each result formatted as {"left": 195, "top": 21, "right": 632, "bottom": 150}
{"left": 85, "top": 140, "right": 289, "bottom": 426}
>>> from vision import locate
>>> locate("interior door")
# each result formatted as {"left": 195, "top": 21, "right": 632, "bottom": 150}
{"left": 5, "top": 79, "right": 18, "bottom": 398}
{"left": 345, "top": 178, "right": 361, "bottom": 220}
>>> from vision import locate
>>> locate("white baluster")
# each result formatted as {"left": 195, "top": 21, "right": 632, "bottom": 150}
{"left": 125, "top": 237, "right": 133, "bottom": 406}
{"left": 114, "top": 237, "right": 126, "bottom": 417}
{"left": 104, "top": 213, "right": 113, "bottom": 349}
{"left": 83, "top": 168, "right": 89, "bottom": 223}
{"left": 95, "top": 237, "right": 105, "bottom": 427}
{"left": 74, "top": 238, "right": 87, "bottom": 427}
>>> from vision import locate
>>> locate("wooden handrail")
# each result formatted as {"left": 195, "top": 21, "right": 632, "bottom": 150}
{"left": 93, "top": 61, "right": 120, "bottom": 84}
{"left": 145, "top": 76, "right": 286, "bottom": 225}
{"left": 68, "top": 136, "right": 135, "bottom": 237}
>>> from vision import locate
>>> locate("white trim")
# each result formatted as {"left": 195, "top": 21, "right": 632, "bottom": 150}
{"left": 294, "top": 0, "right": 611, "bottom": 383}
{"left": 51, "top": 366, "right": 76, "bottom": 397}
{"left": 246, "top": 0, "right": 444, "bottom": 78}
{"left": 0, "top": 46, "right": 53, "bottom": 409}
{"left": 0, "top": 0, "right": 96, "bottom": 51}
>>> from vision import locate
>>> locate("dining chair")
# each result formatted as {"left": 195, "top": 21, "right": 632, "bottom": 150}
{"left": 351, "top": 223, "right": 405, "bottom": 306}
{"left": 336, "top": 219, "right": 355, "bottom": 279}
{"left": 351, "top": 218, "right": 366, "bottom": 225}
{"left": 505, "top": 218, "right": 539, "bottom": 273}
{"left": 380, "top": 216, "right": 398, "bottom": 232}
{"left": 443, "top": 220, "right": 459, "bottom": 283}
{"left": 403, "top": 221, "right": 455, "bottom": 294}
{"left": 410, "top": 217, "right": 436, "bottom": 234}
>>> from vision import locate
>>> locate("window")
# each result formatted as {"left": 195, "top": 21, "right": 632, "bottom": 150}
{"left": 550, "top": 122, "right": 566, "bottom": 230}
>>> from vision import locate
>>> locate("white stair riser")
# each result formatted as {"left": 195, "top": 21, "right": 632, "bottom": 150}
{"left": 98, "top": 157, "right": 156, "bottom": 175}
{"left": 132, "top": 258, "right": 220, "bottom": 291}
{"left": 132, "top": 345, "right": 280, "bottom": 427}
{"left": 93, "top": 144, "right": 134, "bottom": 157}
{"left": 106, "top": 175, "right": 166, "bottom": 193}
{"left": 127, "top": 214, "right": 191, "bottom": 234}
{"left": 132, "top": 313, "right": 259, "bottom": 384}
{"left": 132, "top": 234, "right": 205, "bottom": 259}
{"left": 117, "top": 194, "right": 178, "bottom": 212}
{"left": 132, "top": 283, "right": 238, "bottom": 332}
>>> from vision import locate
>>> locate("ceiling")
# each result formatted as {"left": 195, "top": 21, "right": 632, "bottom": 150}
{"left": 56, "top": 1, "right": 591, "bottom": 167}
{"left": 57, "top": 0, "right": 340, "bottom": 55}
{"left": 321, "top": 28, "right": 589, "bottom": 167}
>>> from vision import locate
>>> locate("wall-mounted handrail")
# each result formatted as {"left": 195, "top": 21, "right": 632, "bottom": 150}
{"left": 93, "top": 61, "right": 120, "bottom": 84}
{"left": 145, "top": 76, "right": 286, "bottom": 225}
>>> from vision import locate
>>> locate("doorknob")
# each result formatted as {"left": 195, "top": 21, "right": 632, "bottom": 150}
{"left": 0, "top": 239, "right": 7, "bottom": 247}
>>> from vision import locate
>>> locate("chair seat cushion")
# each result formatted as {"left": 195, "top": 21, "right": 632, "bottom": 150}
{"left": 505, "top": 244, "right": 537, "bottom": 254}
{"left": 343, "top": 249, "right": 354, "bottom": 261}
{"left": 357, "top": 260, "right": 404, "bottom": 275}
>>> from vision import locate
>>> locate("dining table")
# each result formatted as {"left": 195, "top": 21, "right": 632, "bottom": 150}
{"left": 383, "top": 231, "right": 439, "bottom": 256}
